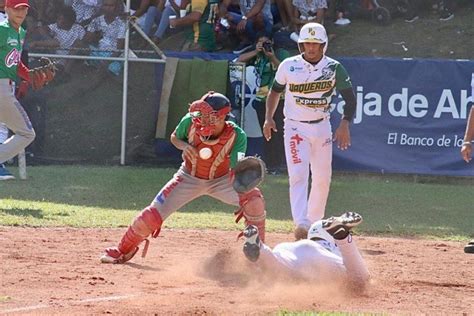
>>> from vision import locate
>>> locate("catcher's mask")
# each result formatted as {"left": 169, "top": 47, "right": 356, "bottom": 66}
{"left": 308, "top": 220, "right": 337, "bottom": 252}
{"left": 189, "top": 91, "right": 231, "bottom": 138}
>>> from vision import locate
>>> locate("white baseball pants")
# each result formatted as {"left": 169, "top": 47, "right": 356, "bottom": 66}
{"left": 284, "top": 117, "right": 332, "bottom": 228}
{"left": 0, "top": 79, "right": 35, "bottom": 164}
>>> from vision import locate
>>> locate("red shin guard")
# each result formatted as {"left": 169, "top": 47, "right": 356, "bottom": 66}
{"left": 235, "top": 188, "right": 266, "bottom": 242}
{"left": 118, "top": 206, "right": 163, "bottom": 255}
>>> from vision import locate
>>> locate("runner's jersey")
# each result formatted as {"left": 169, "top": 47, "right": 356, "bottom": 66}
{"left": 174, "top": 113, "right": 247, "bottom": 168}
{"left": 0, "top": 20, "right": 25, "bottom": 80}
{"left": 274, "top": 54, "right": 352, "bottom": 121}
{"left": 267, "top": 239, "right": 345, "bottom": 281}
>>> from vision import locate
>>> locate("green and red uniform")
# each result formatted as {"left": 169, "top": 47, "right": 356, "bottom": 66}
{"left": 175, "top": 113, "right": 246, "bottom": 177}
{"left": 0, "top": 19, "right": 35, "bottom": 164}
{"left": 100, "top": 110, "right": 267, "bottom": 264}
{"left": 0, "top": 20, "right": 29, "bottom": 81}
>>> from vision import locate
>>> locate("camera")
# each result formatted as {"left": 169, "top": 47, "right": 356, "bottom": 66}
{"left": 262, "top": 41, "right": 273, "bottom": 52}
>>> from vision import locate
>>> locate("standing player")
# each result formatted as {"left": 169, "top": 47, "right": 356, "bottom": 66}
{"left": 0, "top": 0, "right": 54, "bottom": 176}
{"left": 242, "top": 211, "right": 370, "bottom": 287}
{"left": 101, "top": 91, "right": 267, "bottom": 264}
{"left": 460, "top": 82, "right": 474, "bottom": 254}
{"left": 263, "top": 22, "right": 357, "bottom": 240}
{"left": 0, "top": 0, "right": 34, "bottom": 173}
{"left": 0, "top": 0, "right": 14, "bottom": 180}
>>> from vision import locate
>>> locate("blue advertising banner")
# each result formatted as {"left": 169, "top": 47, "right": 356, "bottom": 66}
{"left": 330, "top": 58, "right": 474, "bottom": 176}
{"left": 154, "top": 53, "right": 474, "bottom": 175}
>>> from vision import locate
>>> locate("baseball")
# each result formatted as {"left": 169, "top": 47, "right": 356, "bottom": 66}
{"left": 199, "top": 147, "right": 212, "bottom": 160}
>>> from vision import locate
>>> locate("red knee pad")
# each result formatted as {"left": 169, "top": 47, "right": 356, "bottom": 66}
{"left": 118, "top": 206, "right": 163, "bottom": 255}
{"left": 235, "top": 188, "right": 266, "bottom": 242}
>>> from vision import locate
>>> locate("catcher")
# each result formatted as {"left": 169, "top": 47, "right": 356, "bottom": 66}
{"left": 0, "top": 0, "right": 55, "bottom": 165}
{"left": 101, "top": 91, "right": 267, "bottom": 264}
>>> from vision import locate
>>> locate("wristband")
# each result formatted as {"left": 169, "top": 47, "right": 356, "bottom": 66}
{"left": 242, "top": 15, "right": 248, "bottom": 20}
{"left": 462, "top": 141, "right": 472, "bottom": 146}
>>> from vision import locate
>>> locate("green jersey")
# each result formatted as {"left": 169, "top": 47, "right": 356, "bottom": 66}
{"left": 0, "top": 20, "right": 26, "bottom": 80}
{"left": 188, "top": 0, "right": 218, "bottom": 51}
{"left": 252, "top": 48, "right": 290, "bottom": 102}
{"left": 175, "top": 113, "right": 247, "bottom": 168}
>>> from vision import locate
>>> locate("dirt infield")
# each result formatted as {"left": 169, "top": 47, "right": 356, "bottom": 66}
{"left": 1, "top": 227, "right": 473, "bottom": 315}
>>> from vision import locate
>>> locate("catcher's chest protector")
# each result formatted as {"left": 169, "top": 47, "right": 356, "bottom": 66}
{"left": 185, "top": 123, "right": 236, "bottom": 179}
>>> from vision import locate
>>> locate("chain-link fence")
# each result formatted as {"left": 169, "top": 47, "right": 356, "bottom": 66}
{"left": 22, "top": 0, "right": 167, "bottom": 165}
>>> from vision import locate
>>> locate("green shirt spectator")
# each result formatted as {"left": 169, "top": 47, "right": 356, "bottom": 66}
{"left": 169, "top": 0, "right": 218, "bottom": 51}
{"left": 236, "top": 34, "right": 289, "bottom": 172}
{"left": 237, "top": 34, "right": 290, "bottom": 101}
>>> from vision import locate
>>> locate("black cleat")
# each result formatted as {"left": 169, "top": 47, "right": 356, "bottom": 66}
{"left": 322, "top": 212, "right": 363, "bottom": 240}
{"left": 242, "top": 225, "right": 261, "bottom": 262}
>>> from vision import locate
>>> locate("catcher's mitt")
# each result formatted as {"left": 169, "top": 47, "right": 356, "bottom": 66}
{"left": 232, "top": 156, "right": 266, "bottom": 193}
{"left": 29, "top": 57, "right": 57, "bottom": 90}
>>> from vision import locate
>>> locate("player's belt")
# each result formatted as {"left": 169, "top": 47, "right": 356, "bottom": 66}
{"left": 292, "top": 118, "right": 324, "bottom": 124}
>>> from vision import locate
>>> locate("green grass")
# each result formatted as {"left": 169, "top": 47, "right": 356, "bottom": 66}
{"left": 0, "top": 166, "right": 472, "bottom": 240}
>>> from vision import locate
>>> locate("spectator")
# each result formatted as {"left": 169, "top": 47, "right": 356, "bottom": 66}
{"left": 142, "top": 0, "right": 190, "bottom": 45}
{"left": 288, "top": 0, "right": 328, "bottom": 42}
{"left": 31, "top": 7, "right": 85, "bottom": 55}
{"left": 127, "top": 0, "right": 150, "bottom": 18}
{"left": 404, "top": 1, "right": 423, "bottom": 22}
{"left": 219, "top": 0, "right": 273, "bottom": 54}
{"left": 437, "top": 0, "right": 455, "bottom": 21}
{"left": 71, "top": 0, "right": 102, "bottom": 26}
{"left": 25, "top": 0, "right": 60, "bottom": 28}
{"left": 168, "top": 0, "right": 217, "bottom": 51}
{"left": 333, "top": 0, "right": 350, "bottom": 25}
{"left": 81, "top": 0, "right": 126, "bottom": 75}
{"left": 405, "top": 0, "right": 455, "bottom": 23}
{"left": 237, "top": 33, "right": 289, "bottom": 173}
{"left": 272, "top": 0, "right": 293, "bottom": 31}
{"left": 28, "top": 7, "right": 86, "bottom": 78}
{"left": 292, "top": 0, "right": 326, "bottom": 27}
{"left": 124, "top": 0, "right": 149, "bottom": 28}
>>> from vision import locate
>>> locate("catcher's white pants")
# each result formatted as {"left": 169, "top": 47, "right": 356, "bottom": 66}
{"left": 0, "top": 79, "right": 35, "bottom": 164}
{"left": 284, "top": 117, "right": 332, "bottom": 229}
{"left": 0, "top": 123, "right": 8, "bottom": 144}
{"left": 258, "top": 235, "right": 370, "bottom": 285}
{"left": 151, "top": 166, "right": 239, "bottom": 220}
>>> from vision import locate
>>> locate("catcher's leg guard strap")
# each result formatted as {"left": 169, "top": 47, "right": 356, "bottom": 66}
{"left": 235, "top": 188, "right": 266, "bottom": 242}
{"left": 118, "top": 206, "right": 163, "bottom": 255}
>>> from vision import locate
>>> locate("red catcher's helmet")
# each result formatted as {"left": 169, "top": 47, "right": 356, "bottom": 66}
{"left": 189, "top": 91, "right": 231, "bottom": 137}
